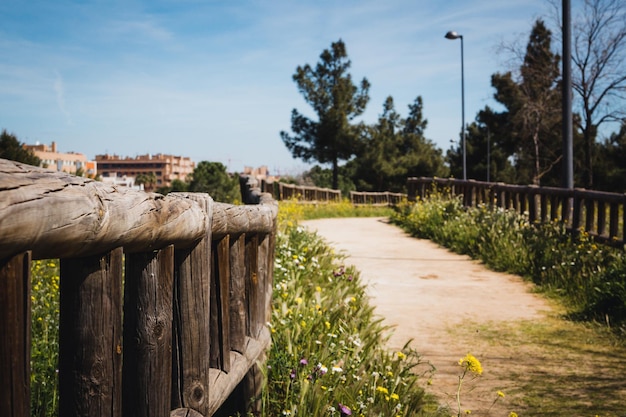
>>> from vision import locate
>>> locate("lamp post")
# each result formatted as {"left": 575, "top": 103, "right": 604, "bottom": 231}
{"left": 445, "top": 30, "right": 466, "bottom": 180}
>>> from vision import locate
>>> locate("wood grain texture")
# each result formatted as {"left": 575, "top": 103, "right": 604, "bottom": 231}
{"left": 171, "top": 194, "right": 213, "bottom": 416}
{"left": 59, "top": 248, "right": 123, "bottom": 417}
{"left": 0, "top": 159, "right": 208, "bottom": 260}
{"left": 206, "top": 329, "right": 271, "bottom": 416}
{"left": 0, "top": 252, "right": 31, "bottom": 417}
{"left": 122, "top": 246, "right": 174, "bottom": 417}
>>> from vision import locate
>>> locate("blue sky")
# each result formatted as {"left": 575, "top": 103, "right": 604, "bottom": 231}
{"left": 1, "top": 0, "right": 550, "bottom": 175}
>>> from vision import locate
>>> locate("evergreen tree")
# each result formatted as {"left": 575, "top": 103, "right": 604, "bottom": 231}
{"left": 0, "top": 130, "right": 41, "bottom": 166}
{"left": 353, "top": 96, "right": 447, "bottom": 192}
{"left": 486, "top": 20, "right": 563, "bottom": 186}
{"left": 280, "top": 40, "right": 370, "bottom": 190}
{"left": 188, "top": 161, "right": 240, "bottom": 203}
{"left": 594, "top": 122, "right": 626, "bottom": 192}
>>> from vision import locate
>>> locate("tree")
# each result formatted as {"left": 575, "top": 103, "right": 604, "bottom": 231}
{"left": 594, "top": 121, "right": 626, "bottom": 192}
{"left": 551, "top": 0, "right": 626, "bottom": 187}
{"left": 280, "top": 40, "right": 370, "bottom": 190}
{"left": 188, "top": 161, "right": 240, "bottom": 203}
{"left": 352, "top": 96, "right": 447, "bottom": 192}
{"left": 0, "top": 130, "right": 41, "bottom": 166}
{"left": 486, "top": 20, "right": 563, "bottom": 186}
{"left": 135, "top": 172, "right": 157, "bottom": 192}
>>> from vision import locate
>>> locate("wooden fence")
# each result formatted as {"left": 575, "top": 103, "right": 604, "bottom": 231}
{"left": 0, "top": 158, "right": 277, "bottom": 417}
{"left": 407, "top": 177, "right": 626, "bottom": 248}
{"left": 349, "top": 191, "right": 406, "bottom": 206}
{"left": 259, "top": 180, "right": 341, "bottom": 202}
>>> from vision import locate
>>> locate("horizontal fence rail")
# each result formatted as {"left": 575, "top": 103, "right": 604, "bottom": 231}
{"left": 349, "top": 191, "right": 407, "bottom": 206}
{"left": 0, "top": 158, "right": 277, "bottom": 417}
{"left": 407, "top": 177, "right": 626, "bottom": 248}
{"left": 259, "top": 180, "right": 341, "bottom": 203}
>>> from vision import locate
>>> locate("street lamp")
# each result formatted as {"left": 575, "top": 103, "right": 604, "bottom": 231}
{"left": 445, "top": 30, "right": 466, "bottom": 180}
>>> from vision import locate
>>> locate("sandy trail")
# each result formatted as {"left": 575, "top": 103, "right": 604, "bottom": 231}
{"left": 302, "top": 217, "right": 554, "bottom": 415}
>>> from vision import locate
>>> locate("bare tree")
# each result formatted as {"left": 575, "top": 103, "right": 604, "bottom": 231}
{"left": 551, "top": 0, "right": 626, "bottom": 187}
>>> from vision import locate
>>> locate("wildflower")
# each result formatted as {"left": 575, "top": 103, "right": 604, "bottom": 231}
{"left": 508, "top": 413, "right": 518, "bottom": 417}
{"left": 315, "top": 286, "right": 322, "bottom": 293}
{"left": 376, "top": 386, "right": 389, "bottom": 395}
{"left": 458, "top": 353, "right": 483, "bottom": 375}
{"left": 396, "top": 351, "right": 406, "bottom": 360}
{"left": 299, "top": 358, "right": 308, "bottom": 366}
{"left": 332, "top": 366, "right": 343, "bottom": 373}
{"left": 390, "top": 393, "right": 399, "bottom": 401}
{"left": 295, "top": 297, "right": 302, "bottom": 304}
{"left": 465, "top": 410, "right": 472, "bottom": 414}
{"left": 338, "top": 403, "right": 352, "bottom": 416}
{"left": 497, "top": 390, "right": 505, "bottom": 398}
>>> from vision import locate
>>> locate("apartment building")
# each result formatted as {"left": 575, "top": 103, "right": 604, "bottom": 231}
{"left": 23, "top": 141, "right": 97, "bottom": 176}
{"left": 95, "top": 153, "right": 195, "bottom": 189}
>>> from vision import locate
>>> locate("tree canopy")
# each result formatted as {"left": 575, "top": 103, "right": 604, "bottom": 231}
{"left": 0, "top": 130, "right": 41, "bottom": 166}
{"left": 280, "top": 39, "right": 370, "bottom": 189}
{"left": 188, "top": 161, "right": 240, "bottom": 203}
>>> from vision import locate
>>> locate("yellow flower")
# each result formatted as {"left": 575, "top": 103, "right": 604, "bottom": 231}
{"left": 465, "top": 410, "right": 471, "bottom": 414}
{"left": 325, "top": 321, "right": 331, "bottom": 329}
{"left": 396, "top": 351, "right": 406, "bottom": 360}
{"left": 300, "top": 320, "right": 306, "bottom": 328}
{"left": 295, "top": 297, "right": 302, "bottom": 304}
{"left": 315, "top": 286, "right": 322, "bottom": 293}
{"left": 497, "top": 390, "right": 505, "bottom": 398}
{"left": 508, "top": 413, "right": 518, "bottom": 417}
{"left": 458, "top": 353, "right": 483, "bottom": 375}
{"left": 390, "top": 393, "right": 399, "bottom": 401}
{"left": 376, "top": 386, "right": 389, "bottom": 395}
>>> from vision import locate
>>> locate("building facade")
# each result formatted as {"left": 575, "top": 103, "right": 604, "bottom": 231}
{"left": 23, "top": 141, "right": 96, "bottom": 176}
{"left": 95, "top": 153, "right": 195, "bottom": 190}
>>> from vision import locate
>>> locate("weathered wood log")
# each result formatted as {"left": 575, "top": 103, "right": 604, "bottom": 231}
{"left": 171, "top": 194, "right": 213, "bottom": 416}
{"left": 206, "top": 329, "right": 271, "bottom": 416}
{"left": 0, "top": 159, "right": 208, "bottom": 260}
{"left": 0, "top": 252, "right": 31, "bottom": 417}
{"left": 210, "top": 237, "right": 231, "bottom": 373}
{"left": 59, "top": 248, "right": 123, "bottom": 417}
{"left": 211, "top": 202, "right": 276, "bottom": 240}
{"left": 122, "top": 246, "right": 174, "bottom": 417}
{"left": 229, "top": 234, "right": 247, "bottom": 354}
{"left": 245, "top": 235, "right": 260, "bottom": 338}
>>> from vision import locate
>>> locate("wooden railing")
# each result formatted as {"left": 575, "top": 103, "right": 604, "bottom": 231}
{"left": 0, "top": 158, "right": 277, "bottom": 417}
{"left": 407, "top": 177, "right": 626, "bottom": 248}
{"left": 259, "top": 180, "right": 341, "bottom": 202}
{"left": 349, "top": 191, "right": 406, "bottom": 206}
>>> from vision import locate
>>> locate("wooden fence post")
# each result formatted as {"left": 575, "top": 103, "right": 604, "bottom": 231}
{"left": 171, "top": 193, "right": 213, "bottom": 416}
{"left": 59, "top": 248, "right": 123, "bottom": 417}
{"left": 122, "top": 245, "right": 174, "bottom": 417}
{"left": 0, "top": 252, "right": 31, "bottom": 417}
{"left": 211, "top": 237, "right": 231, "bottom": 373}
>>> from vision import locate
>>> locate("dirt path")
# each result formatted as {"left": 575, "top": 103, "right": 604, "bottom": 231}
{"left": 301, "top": 217, "right": 626, "bottom": 416}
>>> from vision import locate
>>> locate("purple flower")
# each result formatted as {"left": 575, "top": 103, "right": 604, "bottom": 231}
{"left": 300, "top": 358, "right": 308, "bottom": 366}
{"left": 290, "top": 369, "right": 296, "bottom": 379}
{"left": 338, "top": 403, "right": 352, "bottom": 416}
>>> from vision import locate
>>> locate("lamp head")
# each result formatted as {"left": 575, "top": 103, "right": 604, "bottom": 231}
{"left": 445, "top": 31, "right": 462, "bottom": 40}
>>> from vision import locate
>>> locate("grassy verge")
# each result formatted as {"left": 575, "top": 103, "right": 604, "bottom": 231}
{"left": 445, "top": 314, "right": 626, "bottom": 416}
{"left": 263, "top": 208, "right": 446, "bottom": 416}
